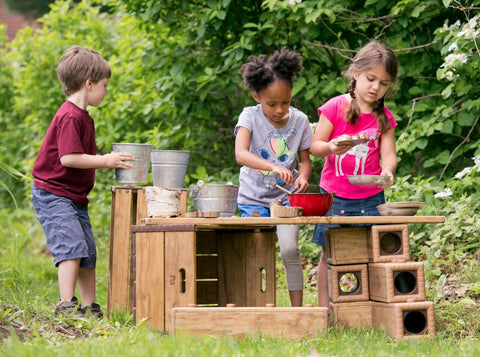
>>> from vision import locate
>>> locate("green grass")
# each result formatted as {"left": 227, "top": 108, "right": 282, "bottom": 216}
{"left": 2, "top": 207, "right": 480, "bottom": 356}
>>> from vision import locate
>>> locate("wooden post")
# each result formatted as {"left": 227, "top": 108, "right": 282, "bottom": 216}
{"left": 108, "top": 186, "right": 147, "bottom": 315}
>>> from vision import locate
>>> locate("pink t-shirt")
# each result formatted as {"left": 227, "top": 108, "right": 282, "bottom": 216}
{"left": 319, "top": 94, "right": 397, "bottom": 199}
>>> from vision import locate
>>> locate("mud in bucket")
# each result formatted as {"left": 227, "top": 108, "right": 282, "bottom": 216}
{"left": 112, "top": 143, "right": 152, "bottom": 184}
{"left": 151, "top": 150, "right": 189, "bottom": 189}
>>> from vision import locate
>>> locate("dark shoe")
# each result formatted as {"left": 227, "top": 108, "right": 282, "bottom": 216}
{"left": 54, "top": 296, "right": 80, "bottom": 316}
{"left": 81, "top": 302, "right": 103, "bottom": 319}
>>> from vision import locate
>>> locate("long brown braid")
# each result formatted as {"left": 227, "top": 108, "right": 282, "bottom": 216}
{"left": 343, "top": 41, "right": 399, "bottom": 133}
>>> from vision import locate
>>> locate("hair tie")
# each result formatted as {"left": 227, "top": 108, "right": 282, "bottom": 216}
{"left": 349, "top": 91, "right": 355, "bottom": 99}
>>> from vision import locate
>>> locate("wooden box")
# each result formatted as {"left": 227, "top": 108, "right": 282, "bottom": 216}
{"left": 372, "top": 301, "right": 435, "bottom": 339}
{"left": 368, "top": 262, "right": 425, "bottom": 303}
{"left": 328, "top": 264, "right": 369, "bottom": 303}
{"left": 171, "top": 306, "right": 328, "bottom": 339}
{"left": 325, "top": 227, "right": 372, "bottom": 265}
{"left": 371, "top": 224, "right": 410, "bottom": 262}
{"left": 132, "top": 224, "right": 276, "bottom": 332}
{"left": 329, "top": 301, "right": 373, "bottom": 328}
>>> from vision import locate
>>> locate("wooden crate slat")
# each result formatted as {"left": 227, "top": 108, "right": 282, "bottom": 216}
{"left": 134, "top": 231, "right": 165, "bottom": 330}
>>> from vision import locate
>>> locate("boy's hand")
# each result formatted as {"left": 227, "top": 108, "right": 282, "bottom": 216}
{"left": 104, "top": 152, "right": 134, "bottom": 169}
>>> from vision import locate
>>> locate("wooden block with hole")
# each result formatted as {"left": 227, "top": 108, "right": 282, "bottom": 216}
{"left": 372, "top": 301, "right": 435, "bottom": 339}
{"left": 171, "top": 306, "right": 328, "bottom": 339}
{"left": 325, "top": 227, "right": 372, "bottom": 265}
{"left": 108, "top": 186, "right": 148, "bottom": 315}
{"left": 328, "top": 264, "right": 369, "bottom": 302}
{"left": 370, "top": 224, "right": 410, "bottom": 262}
{"left": 329, "top": 301, "right": 373, "bottom": 328}
{"left": 368, "top": 262, "right": 425, "bottom": 303}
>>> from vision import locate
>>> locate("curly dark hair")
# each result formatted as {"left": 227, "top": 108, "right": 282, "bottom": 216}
{"left": 239, "top": 47, "right": 303, "bottom": 93}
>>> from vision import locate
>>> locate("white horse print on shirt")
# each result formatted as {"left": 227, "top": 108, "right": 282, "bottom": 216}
{"left": 335, "top": 143, "right": 370, "bottom": 176}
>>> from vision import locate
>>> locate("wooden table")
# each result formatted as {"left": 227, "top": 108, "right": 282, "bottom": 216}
{"left": 129, "top": 215, "right": 444, "bottom": 332}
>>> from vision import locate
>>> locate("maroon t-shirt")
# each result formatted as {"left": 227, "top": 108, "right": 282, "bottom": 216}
{"left": 32, "top": 101, "right": 97, "bottom": 205}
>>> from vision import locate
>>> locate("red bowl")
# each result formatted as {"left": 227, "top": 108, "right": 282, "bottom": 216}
{"left": 287, "top": 193, "right": 333, "bottom": 216}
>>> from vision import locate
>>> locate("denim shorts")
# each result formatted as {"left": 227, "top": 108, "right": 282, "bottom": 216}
{"left": 238, "top": 202, "right": 290, "bottom": 217}
{"left": 311, "top": 189, "right": 385, "bottom": 247}
{"left": 31, "top": 185, "right": 97, "bottom": 268}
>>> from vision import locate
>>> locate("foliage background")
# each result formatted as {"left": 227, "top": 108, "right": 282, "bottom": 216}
{"left": 1, "top": 0, "right": 480, "bottom": 347}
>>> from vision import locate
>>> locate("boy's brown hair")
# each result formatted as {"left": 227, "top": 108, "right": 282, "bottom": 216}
{"left": 57, "top": 45, "right": 111, "bottom": 96}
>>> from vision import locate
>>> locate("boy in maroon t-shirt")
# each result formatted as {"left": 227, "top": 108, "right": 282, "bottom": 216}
{"left": 31, "top": 46, "right": 134, "bottom": 317}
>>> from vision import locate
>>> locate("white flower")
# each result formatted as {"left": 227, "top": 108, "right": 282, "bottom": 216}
{"left": 288, "top": 0, "right": 302, "bottom": 4}
{"left": 448, "top": 43, "right": 458, "bottom": 52}
{"left": 455, "top": 166, "right": 473, "bottom": 179}
{"left": 473, "top": 155, "right": 480, "bottom": 168}
{"left": 442, "top": 53, "right": 468, "bottom": 67}
{"left": 434, "top": 188, "right": 453, "bottom": 198}
{"left": 441, "top": 70, "right": 455, "bottom": 80}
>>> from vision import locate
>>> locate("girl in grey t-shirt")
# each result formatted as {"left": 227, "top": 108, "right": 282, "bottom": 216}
{"left": 234, "top": 48, "right": 312, "bottom": 307}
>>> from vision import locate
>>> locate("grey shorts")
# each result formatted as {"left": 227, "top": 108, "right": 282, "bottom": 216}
{"left": 31, "top": 185, "right": 97, "bottom": 268}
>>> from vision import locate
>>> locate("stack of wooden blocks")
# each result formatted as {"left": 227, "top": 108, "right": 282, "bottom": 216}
{"left": 326, "top": 224, "right": 435, "bottom": 339}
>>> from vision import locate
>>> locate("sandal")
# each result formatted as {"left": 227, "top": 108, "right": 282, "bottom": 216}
{"left": 54, "top": 296, "right": 80, "bottom": 316}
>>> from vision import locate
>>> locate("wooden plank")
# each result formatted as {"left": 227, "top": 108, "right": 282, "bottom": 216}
{"left": 164, "top": 231, "right": 197, "bottom": 330}
{"left": 171, "top": 307, "right": 328, "bottom": 339}
{"left": 108, "top": 188, "right": 133, "bottom": 313}
{"left": 245, "top": 230, "right": 276, "bottom": 307}
{"left": 142, "top": 215, "right": 445, "bottom": 226}
{"left": 217, "top": 231, "right": 246, "bottom": 306}
{"left": 134, "top": 231, "right": 165, "bottom": 331}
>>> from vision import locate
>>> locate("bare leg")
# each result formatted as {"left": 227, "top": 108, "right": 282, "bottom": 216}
{"left": 77, "top": 267, "right": 96, "bottom": 307}
{"left": 289, "top": 290, "right": 303, "bottom": 307}
{"left": 58, "top": 258, "right": 80, "bottom": 302}
{"left": 317, "top": 249, "right": 329, "bottom": 308}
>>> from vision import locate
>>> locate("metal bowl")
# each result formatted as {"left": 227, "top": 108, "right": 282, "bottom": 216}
{"left": 348, "top": 175, "right": 391, "bottom": 186}
{"left": 376, "top": 202, "right": 426, "bottom": 216}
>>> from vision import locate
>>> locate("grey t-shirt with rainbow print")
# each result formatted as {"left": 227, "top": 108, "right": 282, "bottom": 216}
{"left": 234, "top": 104, "right": 312, "bottom": 207}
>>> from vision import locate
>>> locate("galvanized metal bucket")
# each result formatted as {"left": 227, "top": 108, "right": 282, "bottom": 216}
{"left": 151, "top": 150, "right": 189, "bottom": 189}
{"left": 190, "top": 181, "right": 239, "bottom": 217}
{"left": 112, "top": 143, "right": 152, "bottom": 184}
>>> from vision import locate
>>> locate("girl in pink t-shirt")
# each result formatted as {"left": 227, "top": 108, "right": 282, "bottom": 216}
{"left": 310, "top": 40, "right": 399, "bottom": 307}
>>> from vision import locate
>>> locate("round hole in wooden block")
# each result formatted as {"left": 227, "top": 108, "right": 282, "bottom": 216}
{"left": 403, "top": 310, "right": 427, "bottom": 335}
{"left": 379, "top": 232, "right": 402, "bottom": 255}
{"left": 394, "top": 271, "right": 417, "bottom": 294}
{"left": 338, "top": 272, "right": 360, "bottom": 294}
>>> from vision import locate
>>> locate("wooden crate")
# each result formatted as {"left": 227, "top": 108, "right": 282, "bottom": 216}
{"left": 372, "top": 301, "right": 435, "bottom": 339}
{"left": 328, "top": 264, "right": 369, "bottom": 303}
{"left": 325, "top": 227, "right": 372, "bottom": 265}
{"left": 171, "top": 306, "right": 328, "bottom": 339}
{"left": 108, "top": 186, "right": 148, "bottom": 315}
{"left": 330, "top": 301, "right": 373, "bottom": 328}
{"left": 131, "top": 224, "right": 276, "bottom": 332}
{"left": 368, "top": 262, "right": 425, "bottom": 303}
{"left": 371, "top": 225, "right": 410, "bottom": 262}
